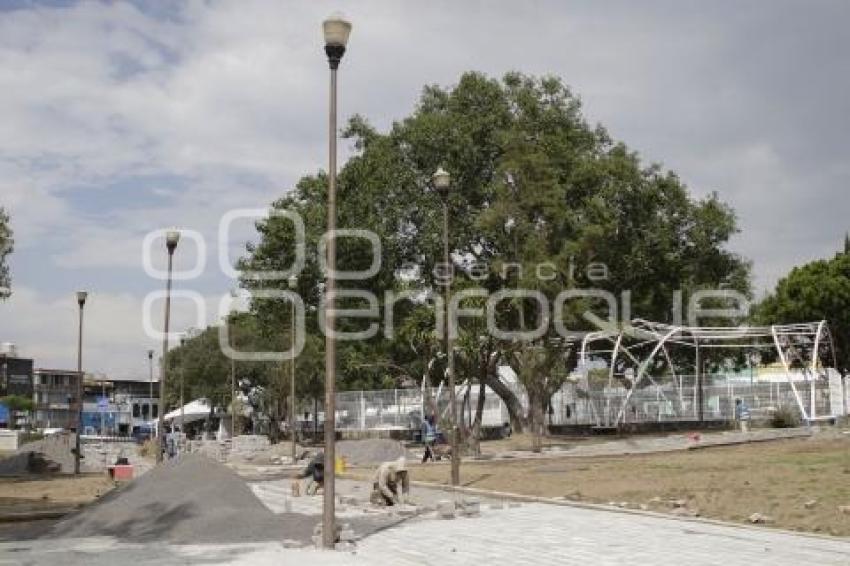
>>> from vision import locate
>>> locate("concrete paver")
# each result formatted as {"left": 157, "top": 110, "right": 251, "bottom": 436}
{"left": 3, "top": 492, "right": 848, "bottom": 565}
{"left": 356, "top": 501, "right": 850, "bottom": 565}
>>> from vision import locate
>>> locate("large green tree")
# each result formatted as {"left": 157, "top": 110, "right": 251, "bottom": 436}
{"left": 235, "top": 71, "right": 750, "bottom": 436}
{"left": 756, "top": 245, "right": 850, "bottom": 375}
{"left": 0, "top": 207, "right": 12, "bottom": 299}
{"left": 164, "top": 312, "right": 326, "bottom": 438}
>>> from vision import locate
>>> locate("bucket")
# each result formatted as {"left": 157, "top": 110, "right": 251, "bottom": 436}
{"left": 335, "top": 455, "right": 346, "bottom": 474}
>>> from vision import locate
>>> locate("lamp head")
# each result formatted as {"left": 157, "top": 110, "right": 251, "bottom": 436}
{"left": 165, "top": 229, "right": 181, "bottom": 253}
{"left": 76, "top": 290, "right": 88, "bottom": 307}
{"left": 148, "top": 349, "right": 154, "bottom": 360}
{"left": 432, "top": 167, "right": 451, "bottom": 199}
{"left": 323, "top": 12, "right": 351, "bottom": 69}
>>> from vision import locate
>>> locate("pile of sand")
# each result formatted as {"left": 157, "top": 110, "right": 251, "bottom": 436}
{"left": 49, "top": 454, "right": 301, "bottom": 544}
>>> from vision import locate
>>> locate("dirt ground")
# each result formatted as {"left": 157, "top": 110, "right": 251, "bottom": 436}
{"left": 0, "top": 475, "right": 116, "bottom": 511}
{"left": 408, "top": 433, "right": 850, "bottom": 536}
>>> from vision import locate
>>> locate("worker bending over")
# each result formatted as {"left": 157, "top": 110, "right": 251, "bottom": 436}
{"left": 370, "top": 457, "right": 410, "bottom": 506}
{"left": 295, "top": 451, "right": 324, "bottom": 495}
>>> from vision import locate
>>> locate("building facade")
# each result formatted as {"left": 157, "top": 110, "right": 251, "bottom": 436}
{"left": 1, "top": 354, "right": 34, "bottom": 398}
{"left": 81, "top": 376, "right": 159, "bottom": 437}
{"left": 32, "top": 369, "right": 83, "bottom": 430}
{"left": 0, "top": 348, "right": 34, "bottom": 428}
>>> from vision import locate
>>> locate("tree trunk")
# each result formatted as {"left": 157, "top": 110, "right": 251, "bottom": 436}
{"left": 313, "top": 397, "right": 319, "bottom": 444}
{"left": 460, "top": 383, "right": 471, "bottom": 441}
{"left": 483, "top": 373, "right": 527, "bottom": 433}
{"left": 421, "top": 372, "right": 435, "bottom": 421}
{"left": 530, "top": 397, "right": 544, "bottom": 453}
{"left": 269, "top": 398, "right": 280, "bottom": 443}
{"left": 469, "top": 380, "right": 486, "bottom": 456}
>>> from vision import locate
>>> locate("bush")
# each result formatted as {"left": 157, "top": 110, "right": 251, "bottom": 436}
{"left": 0, "top": 394, "right": 33, "bottom": 413}
{"left": 138, "top": 439, "right": 158, "bottom": 459}
{"left": 771, "top": 406, "right": 800, "bottom": 428}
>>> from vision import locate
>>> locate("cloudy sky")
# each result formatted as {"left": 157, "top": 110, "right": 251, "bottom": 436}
{"left": 0, "top": 0, "right": 848, "bottom": 378}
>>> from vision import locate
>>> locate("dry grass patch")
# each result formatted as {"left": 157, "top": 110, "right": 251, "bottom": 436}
{"left": 409, "top": 434, "right": 850, "bottom": 536}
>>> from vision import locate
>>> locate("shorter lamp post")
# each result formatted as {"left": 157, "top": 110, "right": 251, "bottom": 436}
{"left": 156, "top": 229, "right": 180, "bottom": 463}
{"left": 74, "top": 290, "right": 88, "bottom": 475}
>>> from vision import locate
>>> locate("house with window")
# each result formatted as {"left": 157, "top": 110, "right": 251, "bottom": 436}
{"left": 32, "top": 368, "right": 82, "bottom": 430}
{"left": 81, "top": 375, "right": 159, "bottom": 437}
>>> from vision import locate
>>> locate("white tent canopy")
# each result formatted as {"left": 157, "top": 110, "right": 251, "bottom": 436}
{"left": 163, "top": 398, "right": 214, "bottom": 426}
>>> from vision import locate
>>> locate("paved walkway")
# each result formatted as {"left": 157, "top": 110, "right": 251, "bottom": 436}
{"left": 3, "top": 490, "right": 848, "bottom": 565}
{"left": 355, "top": 501, "right": 850, "bottom": 565}
{"left": 483, "top": 427, "right": 814, "bottom": 461}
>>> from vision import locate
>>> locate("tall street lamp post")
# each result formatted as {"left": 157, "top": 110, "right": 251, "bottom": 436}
{"left": 432, "top": 167, "right": 460, "bottom": 486}
{"left": 322, "top": 12, "right": 351, "bottom": 549}
{"left": 156, "top": 229, "right": 180, "bottom": 463}
{"left": 289, "top": 275, "right": 298, "bottom": 462}
{"left": 74, "top": 290, "right": 87, "bottom": 475}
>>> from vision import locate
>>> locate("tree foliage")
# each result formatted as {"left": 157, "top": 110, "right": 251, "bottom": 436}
{"left": 756, "top": 244, "right": 850, "bottom": 375}
{"left": 187, "top": 71, "right": 751, "bottom": 437}
{"left": 0, "top": 207, "right": 12, "bottom": 299}
{"left": 0, "top": 394, "right": 33, "bottom": 413}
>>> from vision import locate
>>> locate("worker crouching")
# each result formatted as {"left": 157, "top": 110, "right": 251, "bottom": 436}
{"left": 293, "top": 451, "right": 324, "bottom": 496}
{"left": 370, "top": 457, "right": 410, "bottom": 506}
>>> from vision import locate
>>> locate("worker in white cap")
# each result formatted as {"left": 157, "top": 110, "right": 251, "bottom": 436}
{"left": 370, "top": 456, "right": 410, "bottom": 506}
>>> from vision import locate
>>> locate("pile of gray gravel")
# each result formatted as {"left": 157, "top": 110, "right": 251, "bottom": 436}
{"left": 336, "top": 439, "right": 406, "bottom": 466}
{"left": 48, "top": 454, "right": 306, "bottom": 544}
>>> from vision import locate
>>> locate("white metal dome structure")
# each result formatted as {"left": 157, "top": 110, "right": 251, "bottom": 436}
{"left": 577, "top": 319, "right": 842, "bottom": 426}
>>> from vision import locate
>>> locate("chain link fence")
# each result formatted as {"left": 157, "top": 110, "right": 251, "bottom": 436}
{"left": 549, "top": 377, "right": 840, "bottom": 427}
{"left": 310, "top": 372, "right": 845, "bottom": 433}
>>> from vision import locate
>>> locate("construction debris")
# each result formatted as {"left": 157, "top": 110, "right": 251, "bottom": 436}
{"left": 437, "top": 500, "right": 455, "bottom": 519}
{"left": 459, "top": 498, "right": 480, "bottom": 517}
{"left": 748, "top": 512, "right": 774, "bottom": 524}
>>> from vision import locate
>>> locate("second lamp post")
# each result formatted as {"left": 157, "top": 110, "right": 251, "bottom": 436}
{"left": 432, "top": 167, "right": 460, "bottom": 486}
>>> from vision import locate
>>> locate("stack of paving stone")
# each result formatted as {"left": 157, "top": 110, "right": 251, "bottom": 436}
{"left": 230, "top": 435, "right": 271, "bottom": 460}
